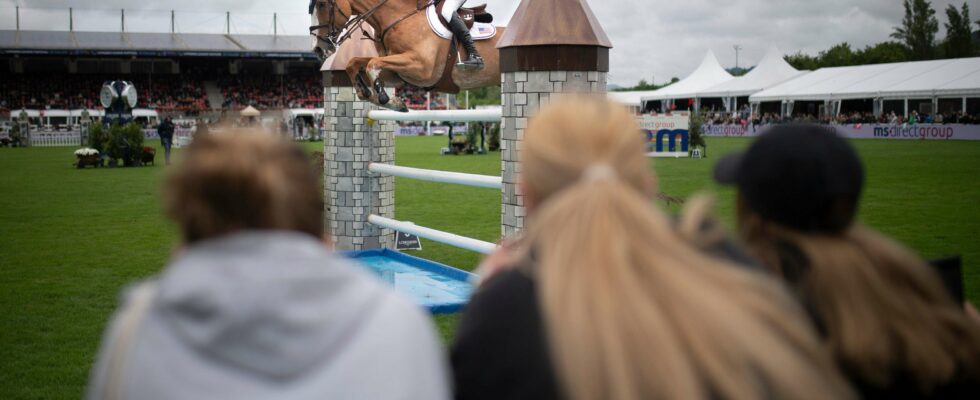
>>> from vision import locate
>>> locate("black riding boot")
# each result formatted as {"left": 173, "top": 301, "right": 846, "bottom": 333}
{"left": 449, "top": 14, "right": 484, "bottom": 70}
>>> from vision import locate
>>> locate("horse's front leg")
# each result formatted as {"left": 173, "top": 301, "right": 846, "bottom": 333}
{"left": 346, "top": 57, "right": 376, "bottom": 102}
{"left": 366, "top": 54, "right": 427, "bottom": 113}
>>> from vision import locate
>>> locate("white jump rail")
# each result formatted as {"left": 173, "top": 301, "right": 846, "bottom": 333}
{"left": 368, "top": 163, "right": 502, "bottom": 189}
{"left": 368, "top": 215, "right": 497, "bottom": 254}
{"left": 361, "top": 107, "right": 504, "bottom": 254}
{"left": 368, "top": 108, "right": 502, "bottom": 123}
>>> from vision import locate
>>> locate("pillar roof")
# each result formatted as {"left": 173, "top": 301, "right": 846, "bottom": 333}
{"left": 497, "top": 0, "right": 612, "bottom": 49}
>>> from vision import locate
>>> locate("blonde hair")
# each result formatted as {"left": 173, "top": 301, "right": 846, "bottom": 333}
{"left": 738, "top": 198, "right": 980, "bottom": 392}
{"left": 165, "top": 130, "right": 323, "bottom": 244}
{"left": 520, "top": 96, "right": 853, "bottom": 400}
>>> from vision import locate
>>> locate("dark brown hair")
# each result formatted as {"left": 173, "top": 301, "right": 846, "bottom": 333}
{"left": 165, "top": 131, "right": 323, "bottom": 243}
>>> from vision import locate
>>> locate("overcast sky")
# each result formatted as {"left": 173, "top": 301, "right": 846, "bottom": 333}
{"left": 0, "top": 0, "right": 972, "bottom": 87}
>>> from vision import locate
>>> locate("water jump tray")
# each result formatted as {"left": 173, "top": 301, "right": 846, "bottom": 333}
{"left": 343, "top": 249, "right": 476, "bottom": 314}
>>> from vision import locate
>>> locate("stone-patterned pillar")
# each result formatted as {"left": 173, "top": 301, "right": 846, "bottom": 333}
{"left": 497, "top": 0, "right": 613, "bottom": 236}
{"left": 323, "top": 72, "right": 396, "bottom": 250}
{"left": 500, "top": 71, "right": 607, "bottom": 235}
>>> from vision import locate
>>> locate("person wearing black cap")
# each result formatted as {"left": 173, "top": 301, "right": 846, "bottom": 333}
{"left": 715, "top": 124, "right": 980, "bottom": 399}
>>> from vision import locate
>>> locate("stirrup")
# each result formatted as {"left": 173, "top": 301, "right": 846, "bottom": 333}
{"left": 456, "top": 55, "right": 485, "bottom": 70}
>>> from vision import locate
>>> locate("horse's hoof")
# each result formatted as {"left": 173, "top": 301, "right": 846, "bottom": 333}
{"left": 377, "top": 90, "right": 390, "bottom": 106}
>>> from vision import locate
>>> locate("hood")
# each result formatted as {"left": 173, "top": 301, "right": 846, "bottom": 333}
{"left": 155, "top": 231, "right": 384, "bottom": 381}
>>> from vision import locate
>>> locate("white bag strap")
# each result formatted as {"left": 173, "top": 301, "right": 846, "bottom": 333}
{"left": 105, "top": 282, "right": 158, "bottom": 400}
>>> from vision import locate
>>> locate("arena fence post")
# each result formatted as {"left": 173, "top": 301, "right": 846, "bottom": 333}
{"left": 496, "top": 0, "right": 613, "bottom": 236}
{"left": 321, "top": 31, "right": 395, "bottom": 251}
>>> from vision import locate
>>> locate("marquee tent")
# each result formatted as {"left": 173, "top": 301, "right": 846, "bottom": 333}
{"left": 750, "top": 56, "right": 980, "bottom": 102}
{"left": 240, "top": 106, "right": 261, "bottom": 117}
{"left": 641, "top": 50, "right": 733, "bottom": 102}
{"left": 608, "top": 90, "right": 660, "bottom": 107}
{"left": 698, "top": 47, "right": 806, "bottom": 98}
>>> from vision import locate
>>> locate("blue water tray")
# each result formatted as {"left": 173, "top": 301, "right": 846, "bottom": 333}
{"left": 343, "top": 249, "right": 476, "bottom": 314}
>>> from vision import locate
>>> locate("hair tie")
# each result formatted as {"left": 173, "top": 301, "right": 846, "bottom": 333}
{"left": 582, "top": 164, "right": 617, "bottom": 182}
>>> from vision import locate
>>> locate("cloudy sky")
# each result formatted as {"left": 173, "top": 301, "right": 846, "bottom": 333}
{"left": 0, "top": 0, "right": 971, "bottom": 86}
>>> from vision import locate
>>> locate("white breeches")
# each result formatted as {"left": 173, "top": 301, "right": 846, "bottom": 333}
{"left": 441, "top": 0, "right": 467, "bottom": 22}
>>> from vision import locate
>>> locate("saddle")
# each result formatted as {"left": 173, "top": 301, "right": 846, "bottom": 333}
{"left": 434, "top": 2, "right": 494, "bottom": 29}
{"left": 423, "top": 1, "right": 496, "bottom": 94}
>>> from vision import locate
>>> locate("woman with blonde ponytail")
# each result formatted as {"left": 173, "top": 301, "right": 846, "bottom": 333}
{"left": 716, "top": 124, "right": 980, "bottom": 398}
{"left": 452, "top": 96, "right": 853, "bottom": 400}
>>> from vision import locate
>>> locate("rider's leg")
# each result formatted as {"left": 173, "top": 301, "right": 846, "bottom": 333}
{"left": 448, "top": 13, "right": 484, "bottom": 69}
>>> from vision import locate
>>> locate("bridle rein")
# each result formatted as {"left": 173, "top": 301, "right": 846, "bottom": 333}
{"left": 308, "top": 0, "right": 436, "bottom": 54}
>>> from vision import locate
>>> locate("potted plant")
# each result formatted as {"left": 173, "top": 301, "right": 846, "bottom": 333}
{"left": 74, "top": 148, "right": 102, "bottom": 168}
{"left": 104, "top": 123, "right": 146, "bottom": 167}
{"left": 141, "top": 146, "right": 156, "bottom": 166}
{"left": 122, "top": 123, "right": 145, "bottom": 167}
{"left": 689, "top": 112, "right": 707, "bottom": 158}
{"left": 9, "top": 125, "right": 23, "bottom": 147}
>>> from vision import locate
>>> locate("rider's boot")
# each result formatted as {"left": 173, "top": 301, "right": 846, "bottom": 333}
{"left": 449, "top": 13, "right": 484, "bottom": 70}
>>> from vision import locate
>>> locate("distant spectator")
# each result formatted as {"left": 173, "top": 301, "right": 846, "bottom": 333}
{"left": 715, "top": 124, "right": 980, "bottom": 399}
{"left": 87, "top": 132, "right": 450, "bottom": 400}
{"left": 157, "top": 117, "right": 175, "bottom": 165}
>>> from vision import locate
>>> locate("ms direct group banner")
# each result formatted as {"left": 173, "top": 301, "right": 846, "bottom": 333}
{"left": 702, "top": 123, "right": 980, "bottom": 141}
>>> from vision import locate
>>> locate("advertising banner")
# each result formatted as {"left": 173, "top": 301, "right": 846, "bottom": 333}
{"left": 702, "top": 123, "right": 980, "bottom": 141}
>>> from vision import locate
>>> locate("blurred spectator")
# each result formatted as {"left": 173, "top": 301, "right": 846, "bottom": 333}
{"left": 715, "top": 124, "right": 980, "bottom": 398}
{"left": 453, "top": 97, "right": 853, "bottom": 400}
{"left": 87, "top": 132, "right": 449, "bottom": 399}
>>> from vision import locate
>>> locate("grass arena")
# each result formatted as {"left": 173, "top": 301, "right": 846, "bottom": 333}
{"left": 1, "top": 135, "right": 978, "bottom": 397}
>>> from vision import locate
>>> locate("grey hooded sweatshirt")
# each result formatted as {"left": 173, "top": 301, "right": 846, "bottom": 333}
{"left": 87, "top": 231, "right": 450, "bottom": 400}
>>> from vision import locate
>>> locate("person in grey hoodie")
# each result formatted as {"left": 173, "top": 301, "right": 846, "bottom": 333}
{"left": 87, "top": 131, "right": 450, "bottom": 400}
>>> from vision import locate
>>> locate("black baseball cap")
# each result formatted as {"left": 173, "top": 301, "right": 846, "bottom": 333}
{"left": 714, "top": 124, "right": 864, "bottom": 233}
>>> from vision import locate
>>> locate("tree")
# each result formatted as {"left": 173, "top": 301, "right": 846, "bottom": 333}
{"left": 891, "top": 0, "right": 939, "bottom": 60}
{"left": 819, "top": 43, "right": 857, "bottom": 67}
{"left": 856, "top": 42, "right": 909, "bottom": 64}
{"left": 784, "top": 51, "right": 820, "bottom": 70}
{"left": 943, "top": 3, "right": 975, "bottom": 58}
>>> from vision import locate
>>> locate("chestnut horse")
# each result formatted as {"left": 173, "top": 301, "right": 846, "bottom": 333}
{"left": 310, "top": 0, "right": 504, "bottom": 112}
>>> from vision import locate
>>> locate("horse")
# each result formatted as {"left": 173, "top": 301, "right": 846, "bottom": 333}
{"left": 310, "top": 0, "right": 505, "bottom": 112}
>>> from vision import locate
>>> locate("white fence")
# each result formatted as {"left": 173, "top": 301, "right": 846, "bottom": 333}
{"left": 366, "top": 109, "right": 503, "bottom": 253}
{"left": 368, "top": 163, "right": 502, "bottom": 189}
{"left": 29, "top": 131, "right": 83, "bottom": 147}
{"left": 22, "top": 127, "right": 196, "bottom": 147}
{"left": 369, "top": 109, "right": 502, "bottom": 123}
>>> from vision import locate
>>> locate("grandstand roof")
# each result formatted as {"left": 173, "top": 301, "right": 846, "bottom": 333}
{"left": 751, "top": 56, "right": 980, "bottom": 102}
{"left": 641, "top": 50, "right": 734, "bottom": 101}
{"left": 698, "top": 47, "right": 807, "bottom": 98}
{"left": 0, "top": 30, "right": 315, "bottom": 59}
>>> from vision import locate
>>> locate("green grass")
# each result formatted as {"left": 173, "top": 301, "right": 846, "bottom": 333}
{"left": 1, "top": 137, "right": 978, "bottom": 398}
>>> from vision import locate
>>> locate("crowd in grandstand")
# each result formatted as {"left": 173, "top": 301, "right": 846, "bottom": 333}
{"left": 0, "top": 71, "right": 323, "bottom": 116}
{"left": 218, "top": 75, "right": 321, "bottom": 110}
{"left": 397, "top": 86, "right": 449, "bottom": 110}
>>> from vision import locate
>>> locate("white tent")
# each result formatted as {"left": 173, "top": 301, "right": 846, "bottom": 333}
{"left": 240, "top": 105, "right": 261, "bottom": 117}
{"left": 132, "top": 109, "right": 160, "bottom": 119}
{"left": 750, "top": 57, "right": 980, "bottom": 102}
{"left": 698, "top": 47, "right": 807, "bottom": 98}
{"left": 642, "top": 50, "right": 734, "bottom": 102}
{"left": 608, "top": 90, "right": 660, "bottom": 107}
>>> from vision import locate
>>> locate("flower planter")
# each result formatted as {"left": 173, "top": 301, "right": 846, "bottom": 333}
{"left": 76, "top": 155, "right": 102, "bottom": 168}
{"left": 74, "top": 148, "right": 103, "bottom": 169}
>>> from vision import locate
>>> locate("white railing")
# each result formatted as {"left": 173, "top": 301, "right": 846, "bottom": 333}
{"left": 368, "top": 215, "right": 497, "bottom": 254}
{"left": 368, "top": 108, "right": 502, "bottom": 123}
{"left": 30, "top": 132, "right": 82, "bottom": 147}
{"left": 362, "top": 107, "right": 504, "bottom": 254}
{"left": 368, "top": 163, "right": 502, "bottom": 189}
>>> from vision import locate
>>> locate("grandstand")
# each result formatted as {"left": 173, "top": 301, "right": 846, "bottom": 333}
{"left": 0, "top": 25, "right": 322, "bottom": 125}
